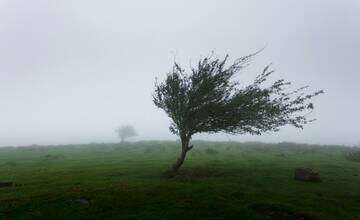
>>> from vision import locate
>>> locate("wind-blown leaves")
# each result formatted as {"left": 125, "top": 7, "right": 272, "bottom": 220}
{"left": 153, "top": 53, "right": 323, "bottom": 139}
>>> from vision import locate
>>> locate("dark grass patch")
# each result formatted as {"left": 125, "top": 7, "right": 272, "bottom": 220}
{"left": 253, "top": 146, "right": 271, "bottom": 152}
{"left": 107, "top": 171, "right": 125, "bottom": 177}
{"left": 72, "top": 198, "right": 90, "bottom": 205}
{"left": 300, "top": 149, "right": 321, "bottom": 154}
{"left": 204, "top": 148, "right": 219, "bottom": 155}
{"left": 231, "top": 191, "right": 246, "bottom": 200}
{"left": 294, "top": 167, "right": 322, "bottom": 182}
{"left": 1, "top": 161, "right": 17, "bottom": 167}
{"left": 0, "top": 181, "right": 14, "bottom": 188}
{"left": 172, "top": 175, "right": 200, "bottom": 183}
{"left": 143, "top": 148, "right": 153, "bottom": 153}
{"left": 205, "top": 159, "right": 222, "bottom": 166}
{"left": 44, "top": 154, "right": 65, "bottom": 160}
{"left": 177, "top": 167, "right": 238, "bottom": 179}
{"left": 225, "top": 146, "right": 233, "bottom": 151}
{"left": 249, "top": 203, "right": 316, "bottom": 220}
{"left": 275, "top": 153, "right": 287, "bottom": 158}
{"left": 189, "top": 149, "right": 203, "bottom": 156}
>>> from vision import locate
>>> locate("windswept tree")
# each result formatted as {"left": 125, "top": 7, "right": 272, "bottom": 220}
{"left": 153, "top": 52, "right": 323, "bottom": 176}
{"left": 116, "top": 125, "right": 137, "bottom": 143}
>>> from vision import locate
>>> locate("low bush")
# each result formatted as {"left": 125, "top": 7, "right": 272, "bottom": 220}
{"left": 345, "top": 149, "right": 360, "bottom": 162}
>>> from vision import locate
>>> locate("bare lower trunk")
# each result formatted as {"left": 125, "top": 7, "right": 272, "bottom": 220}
{"left": 170, "top": 148, "right": 187, "bottom": 173}
{"left": 164, "top": 135, "right": 193, "bottom": 177}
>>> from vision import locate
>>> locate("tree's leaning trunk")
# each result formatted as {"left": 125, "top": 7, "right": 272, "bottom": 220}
{"left": 164, "top": 135, "right": 193, "bottom": 177}
{"left": 170, "top": 147, "right": 187, "bottom": 173}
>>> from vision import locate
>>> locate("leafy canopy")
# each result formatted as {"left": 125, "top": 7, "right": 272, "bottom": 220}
{"left": 153, "top": 53, "right": 323, "bottom": 138}
{"left": 116, "top": 125, "right": 137, "bottom": 141}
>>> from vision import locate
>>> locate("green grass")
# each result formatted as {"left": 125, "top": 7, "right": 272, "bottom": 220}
{"left": 0, "top": 141, "right": 359, "bottom": 219}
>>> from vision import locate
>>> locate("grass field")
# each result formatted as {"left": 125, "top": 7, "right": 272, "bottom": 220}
{"left": 0, "top": 141, "right": 359, "bottom": 220}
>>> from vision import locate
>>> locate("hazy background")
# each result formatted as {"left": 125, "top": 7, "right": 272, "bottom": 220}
{"left": 0, "top": 0, "right": 359, "bottom": 147}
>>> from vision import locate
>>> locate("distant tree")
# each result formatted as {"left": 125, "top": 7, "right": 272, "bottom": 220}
{"left": 153, "top": 52, "right": 323, "bottom": 177}
{"left": 116, "top": 125, "right": 137, "bottom": 143}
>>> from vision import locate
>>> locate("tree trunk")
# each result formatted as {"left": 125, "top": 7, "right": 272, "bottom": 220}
{"left": 164, "top": 135, "right": 193, "bottom": 177}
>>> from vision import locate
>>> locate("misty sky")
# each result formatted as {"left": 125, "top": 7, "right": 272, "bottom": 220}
{"left": 0, "top": 0, "right": 359, "bottom": 146}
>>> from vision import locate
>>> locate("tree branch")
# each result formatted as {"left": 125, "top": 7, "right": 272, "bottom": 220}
{"left": 187, "top": 145, "right": 194, "bottom": 151}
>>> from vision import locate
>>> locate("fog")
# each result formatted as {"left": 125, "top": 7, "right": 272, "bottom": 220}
{"left": 0, "top": 0, "right": 359, "bottom": 147}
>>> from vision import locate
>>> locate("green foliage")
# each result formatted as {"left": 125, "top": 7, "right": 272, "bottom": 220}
{"left": 153, "top": 53, "right": 323, "bottom": 138}
{"left": 116, "top": 125, "right": 137, "bottom": 142}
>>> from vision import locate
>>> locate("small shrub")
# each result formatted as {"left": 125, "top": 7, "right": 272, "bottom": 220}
{"left": 345, "top": 149, "right": 360, "bottom": 162}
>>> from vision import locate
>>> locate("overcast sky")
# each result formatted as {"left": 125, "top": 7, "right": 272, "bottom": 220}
{"left": 0, "top": 0, "right": 359, "bottom": 146}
